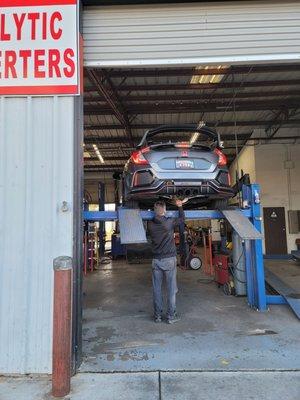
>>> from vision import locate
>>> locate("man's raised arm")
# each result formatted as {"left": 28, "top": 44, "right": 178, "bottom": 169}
{"left": 173, "top": 199, "right": 185, "bottom": 227}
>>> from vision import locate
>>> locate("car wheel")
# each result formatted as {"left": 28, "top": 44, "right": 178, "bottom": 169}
{"left": 223, "top": 282, "right": 232, "bottom": 295}
{"left": 211, "top": 198, "right": 228, "bottom": 210}
{"left": 188, "top": 256, "right": 202, "bottom": 270}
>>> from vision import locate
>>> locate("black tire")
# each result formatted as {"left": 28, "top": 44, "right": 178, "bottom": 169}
{"left": 211, "top": 198, "right": 228, "bottom": 210}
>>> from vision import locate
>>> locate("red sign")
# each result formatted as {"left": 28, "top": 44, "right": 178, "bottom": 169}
{"left": 0, "top": 0, "right": 79, "bottom": 95}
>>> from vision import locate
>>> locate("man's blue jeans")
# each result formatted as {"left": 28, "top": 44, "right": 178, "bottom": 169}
{"left": 152, "top": 256, "right": 178, "bottom": 318}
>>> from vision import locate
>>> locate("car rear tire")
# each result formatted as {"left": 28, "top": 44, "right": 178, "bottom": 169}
{"left": 211, "top": 198, "right": 228, "bottom": 210}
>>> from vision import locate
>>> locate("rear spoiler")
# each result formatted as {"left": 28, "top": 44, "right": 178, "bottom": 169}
{"left": 137, "top": 124, "right": 220, "bottom": 148}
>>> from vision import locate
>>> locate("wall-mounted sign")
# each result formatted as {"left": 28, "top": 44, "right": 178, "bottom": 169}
{"left": 0, "top": 0, "right": 79, "bottom": 95}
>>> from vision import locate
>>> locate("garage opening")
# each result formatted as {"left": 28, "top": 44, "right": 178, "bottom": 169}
{"left": 79, "top": 62, "right": 300, "bottom": 372}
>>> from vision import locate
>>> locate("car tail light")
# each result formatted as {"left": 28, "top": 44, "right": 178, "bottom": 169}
{"left": 131, "top": 147, "right": 150, "bottom": 165}
{"left": 214, "top": 148, "right": 227, "bottom": 166}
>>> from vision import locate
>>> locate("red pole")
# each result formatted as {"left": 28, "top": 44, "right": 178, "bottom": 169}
{"left": 208, "top": 231, "right": 213, "bottom": 276}
{"left": 203, "top": 231, "right": 207, "bottom": 274}
{"left": 90, "top": 235, "right": 94, "bottom": 272}
{"left": 84, "top": 232, "right": 87, "bottom": 275}
{"left": 52, "top": 256, "right": 72, "bottom": 398}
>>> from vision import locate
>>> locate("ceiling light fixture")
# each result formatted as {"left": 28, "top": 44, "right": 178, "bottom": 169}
{"left": 190, "top": 132, "right": 200, "bottom": 144}
{"left": 190, "top": 121, "right": 205, "bottom": 144}
{"left": 190, "top": 65, "right": 228, "bottom": 85}
{"left": 92, "top": 144, "right": 105, "bottom": 164}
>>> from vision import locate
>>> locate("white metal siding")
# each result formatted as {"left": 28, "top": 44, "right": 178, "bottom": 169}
{"left": 83, "top": 1, "right": 300, "bottom": 66}
{"left": 0, "top": 97, "right": 74, "bottom": 373}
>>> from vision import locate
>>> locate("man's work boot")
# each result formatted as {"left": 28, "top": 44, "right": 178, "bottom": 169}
{"left": 166, "top": 313, "right": 180, "bottom": 324}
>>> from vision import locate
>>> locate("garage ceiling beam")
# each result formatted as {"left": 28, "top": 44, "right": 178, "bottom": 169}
{"left": 86, "top": 69, "right": 134, "bottom": 146}
{"left": 85, "top": 164, "right": 125, "bottom": 169}
{"left": 85, "top": 147, "right": 134, "bottom": 152}
{"left": 84, "top": 119, "right": 300, "bottom": 131}
{"left": 85, "top": 79, "right": 300, "bottom": 93}
{"left": 85, "top": 156, "right": 130, "bottom": 161}
{"left": 84, "top": 168, "right": 123, "bottom": 172}
{"left": 106, "top": 64, "right": 300, "bottom": 78}
{"left": 85, "top": 137, "right": 132, "bottom": 144}
{"left": 84, "top": 99, "right": 300, "bottom": 115}
{"left": 265, "top": 108, "right": 300, "bottom": 138}
{"left": 84, "top": 89, "right": 300, "bottom": 103}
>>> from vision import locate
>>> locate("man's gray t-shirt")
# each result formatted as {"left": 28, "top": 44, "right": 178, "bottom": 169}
{"left": 148, "top": 207, "right": 185, "bottom": 259}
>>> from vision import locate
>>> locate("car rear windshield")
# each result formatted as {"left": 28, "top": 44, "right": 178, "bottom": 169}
{"left": 144, "top": 130, "right": 216, "bottom": 148}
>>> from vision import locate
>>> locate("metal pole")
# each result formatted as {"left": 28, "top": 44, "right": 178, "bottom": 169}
{"left": 232, "top": 230, "right": 247, "bottom": 295}
{"left": 52, "top": 256, "right": 73, "bottom": 398}
{"left": 250, "top": 184, "right": 267, "bottom": 311}
{"left": 178, "top": 217, "right": 187, "bottom": 267}
{"left": 244, "top": 239, "right": 255, "bottom": 307}
{"left": 203, "top": 231, "right": 208, "bottom": 274}
{"left": 208, "top": 229, "right": 213, "bottom": 275}
{"left": 84, "top": 231, "right": 88, "bottom": 275}
{"left": 98, "top": 182, "right": 106, "bottom": 256}
{"left": 90, "top": 232, "right": 94, "bottom": 272}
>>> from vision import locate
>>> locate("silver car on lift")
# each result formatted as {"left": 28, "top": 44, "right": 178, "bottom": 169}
{"left": 123, "top": 124, "right": 234, "bottom": 209}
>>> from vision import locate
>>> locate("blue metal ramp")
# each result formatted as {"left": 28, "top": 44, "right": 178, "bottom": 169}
{"left": 222, "top": 209, "right": 262, "bottom": 240}
{"left": 118, "top": 208, "right": 147, "bottom": 244}
{"left": 265, "top": 268, "right": 300, "bottom": 319}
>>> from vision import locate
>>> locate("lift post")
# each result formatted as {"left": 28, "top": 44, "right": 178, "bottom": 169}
{"left": 242, "top": 184, "right": 267, "bottom": 311}
{"left": 83, "top": 183, "right": 289, "bottom": 313}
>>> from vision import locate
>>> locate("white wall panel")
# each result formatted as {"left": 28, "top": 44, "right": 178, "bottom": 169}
{"left": 0, "top": 97, "right": 74, "bottom": 373}
{"left": 83, "top": 1, "right": 300, "bottom": 66}
{"left": 230, "top": 128, "right": 300, "bottom": 254}
{"left": 229, "top": 145, "right": 256, "bottom": 185}
{"left": 255, "top": 140, "right": 300, "bottom": 253}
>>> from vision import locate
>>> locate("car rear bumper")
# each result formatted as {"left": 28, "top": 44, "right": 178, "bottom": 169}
{"left": 126, "top": 169, "right": 234, "bottom": 200}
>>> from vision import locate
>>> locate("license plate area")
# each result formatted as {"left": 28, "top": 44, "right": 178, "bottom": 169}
{"left": 176, "top": 159, "right": 194, "bottom": 169}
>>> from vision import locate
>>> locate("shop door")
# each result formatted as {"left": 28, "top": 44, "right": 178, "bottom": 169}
{"left": 263, "top": 207, "right": 288, "bottom": 255}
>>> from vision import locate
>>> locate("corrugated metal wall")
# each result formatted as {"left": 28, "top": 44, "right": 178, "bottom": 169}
{"left": 83, "top": 0, "right": 300, "bottom": 66}
{"left": 0, "top": 97, "right": 75, "bottom": 373}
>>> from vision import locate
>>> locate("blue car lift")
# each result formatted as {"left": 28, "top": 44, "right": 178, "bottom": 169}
{"left": 84, "top": 184, "right": 289, "bottom": 313}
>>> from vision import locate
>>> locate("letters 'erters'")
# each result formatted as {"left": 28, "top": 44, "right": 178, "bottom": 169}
{"left": 0, "top": 1, "right": 79, "bottom": 96}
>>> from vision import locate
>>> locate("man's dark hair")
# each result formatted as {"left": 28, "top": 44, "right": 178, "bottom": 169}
{"left": 154, "top": 201, "right": 166, "bottom": 216}
{"left": 154, "top": 201, "right": 166, "bottom": 208}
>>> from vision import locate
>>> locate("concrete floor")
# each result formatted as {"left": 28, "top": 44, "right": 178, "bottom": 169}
{"left": 2, "top": 258, "right": 299, "bottom": 400}
{"left": 2, "top": 371, "right": 300, "bottom": 400}
{"left": 80, "top": 259, "right": 300, "bottom": 372}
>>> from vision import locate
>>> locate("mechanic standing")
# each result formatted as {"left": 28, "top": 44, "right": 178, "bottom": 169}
{"left": 148, "top": 200, "right": 185, "bottom": 324}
